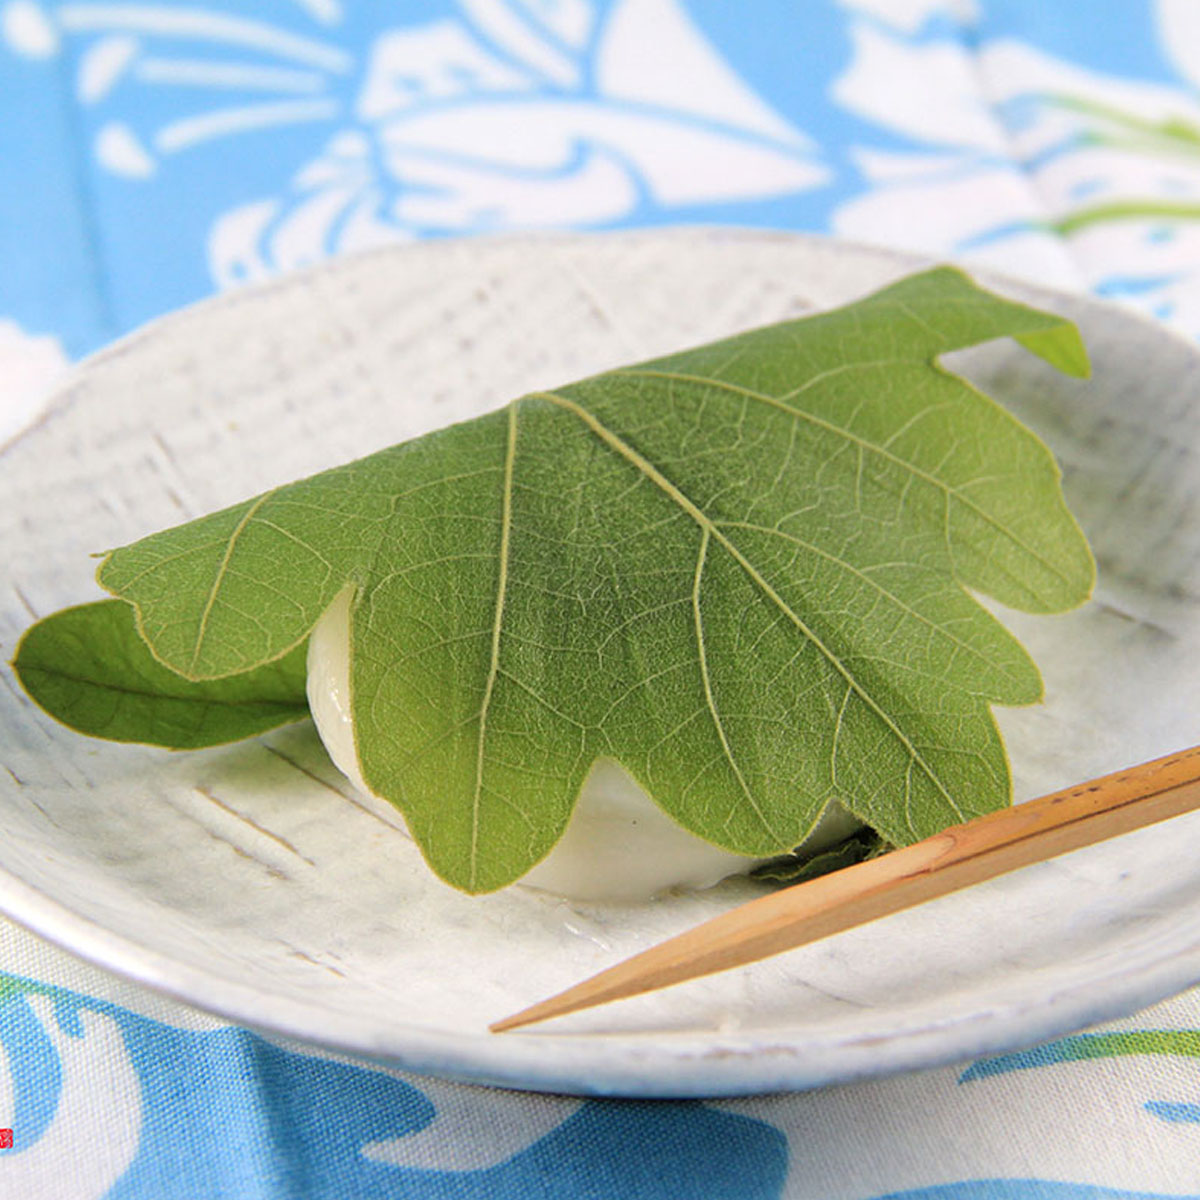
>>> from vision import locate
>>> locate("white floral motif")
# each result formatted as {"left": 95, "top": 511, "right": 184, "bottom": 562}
{"left": 712, "top": 1024, "right": 1200, "bottom": 1197}
{"left": 0, "top": 995, "right": 141, "bottom": 1200}
{"left": 830, "top": 22, "right": 1083, "bottom": 290}
{"left": 1, "top": 0, "right": 828, "bottom": 289}
{"left": 830, "top": 1, "right": 1200, "bottom": 335}
{"left": 213, "top": 0, "right": 827, "bottom": 284}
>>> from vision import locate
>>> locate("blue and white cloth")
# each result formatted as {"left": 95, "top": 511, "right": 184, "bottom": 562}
{"left": 5, "top": 2, "right": 1200, "bottom": 1195}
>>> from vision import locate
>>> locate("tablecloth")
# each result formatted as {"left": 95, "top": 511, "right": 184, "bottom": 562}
{"left": 3, "top": 1, "right": 1200, "bottom": 1196}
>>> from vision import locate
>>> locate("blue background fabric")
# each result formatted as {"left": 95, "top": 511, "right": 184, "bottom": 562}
{"left": 4, "top": 1, "right": 1200, "bottom": 1195}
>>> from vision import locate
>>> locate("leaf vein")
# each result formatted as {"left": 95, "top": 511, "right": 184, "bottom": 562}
{"left": 542, "top": 391, "right": 966, "bottom": 825}
{"left": 691, "top": 528, "right": 781, "bottom": 842}
{"left": 716, "top": 520, "right": 1025, "bottom": 690}
{"left": 470, "top": 404, "right": 518, "bottom": 889}
{"left": 188, "top": 491, "right": 276, "bottom": 675}
{"left": 614, "top": 367, "right": 1072, "bottom": 593}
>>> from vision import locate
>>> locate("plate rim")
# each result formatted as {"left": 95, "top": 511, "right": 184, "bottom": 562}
{"left": 5, "top": 854, "right": 1200, "bottom": 1098}
{"left": 4, "top": 227, "right": 1200, "bottom": 1097}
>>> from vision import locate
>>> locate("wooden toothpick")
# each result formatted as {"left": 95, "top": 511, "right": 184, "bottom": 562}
{"left": 492, "top": 744, "right": 1200, "bottom": 1033}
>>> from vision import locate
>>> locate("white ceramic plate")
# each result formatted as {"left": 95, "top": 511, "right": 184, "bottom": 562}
{"left": 4, "top": 230, "right": 1200, "bottom": 1098}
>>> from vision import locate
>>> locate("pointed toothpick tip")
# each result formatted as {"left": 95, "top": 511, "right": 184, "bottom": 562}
{"left": 489, "top": 1010, "right": 533, "bottom": 1034}
{"left": 490, "top": 975, "right": 628, "bottom": 1032}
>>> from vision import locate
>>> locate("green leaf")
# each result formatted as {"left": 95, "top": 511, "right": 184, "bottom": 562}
{"left": 89, "top": 266, "right": 1093, "bottom": 893}
{"left": 13, "top": 600, "right": 309, "bottom": 748}
{"left": 752, "top": 827, "right": 893, "bottom": 885}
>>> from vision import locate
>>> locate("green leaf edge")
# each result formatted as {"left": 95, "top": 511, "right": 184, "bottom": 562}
{"left": 76, "top": 265, "right": 1097, "bottom": 892}
{"left": 12, "top": 598, "right": 309, "bottom": 749}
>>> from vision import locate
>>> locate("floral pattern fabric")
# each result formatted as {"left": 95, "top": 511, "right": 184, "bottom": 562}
{"left": 4, "top": 1, "right": 1200, "bottom": 1196}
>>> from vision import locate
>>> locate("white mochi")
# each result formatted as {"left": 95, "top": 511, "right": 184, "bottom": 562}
{"left": 306, "top": 588, "right": 861, "bottom": 901}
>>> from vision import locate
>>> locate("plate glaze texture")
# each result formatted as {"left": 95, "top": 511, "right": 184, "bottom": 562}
{"left": 3, "top": 230, "right": 1200, "bottom": 1097}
